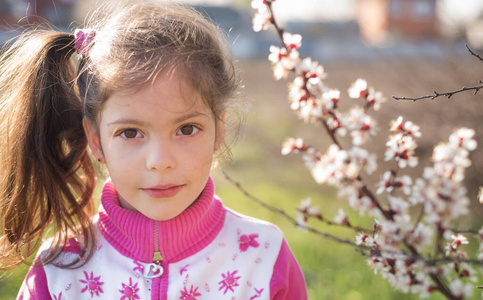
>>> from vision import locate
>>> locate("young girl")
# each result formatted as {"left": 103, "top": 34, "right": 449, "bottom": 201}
{"left": 0, "top": 2, "right": 307, "bottom": 299}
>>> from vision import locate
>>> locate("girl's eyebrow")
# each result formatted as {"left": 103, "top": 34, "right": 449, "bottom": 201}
{"left": 174, "top": 111, "right": 210, "bottom": 124}
{"left": 106, "top": 119, "right": 147, "bottom": 127}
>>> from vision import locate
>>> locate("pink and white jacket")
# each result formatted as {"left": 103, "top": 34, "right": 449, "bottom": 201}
{"left": 17, "top": 177, "right": 307, "bottom": 299}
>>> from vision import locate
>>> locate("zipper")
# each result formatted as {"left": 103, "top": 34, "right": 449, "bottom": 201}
{"left": 143, "top": 221, "right": 164, "bottom": 278}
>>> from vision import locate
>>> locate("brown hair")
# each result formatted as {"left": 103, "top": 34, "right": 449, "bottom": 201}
{"left": 0, "top": 2, "right": 240, "bottom": 269}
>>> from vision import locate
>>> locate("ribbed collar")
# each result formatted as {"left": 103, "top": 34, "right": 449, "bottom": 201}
{"left": 97, "top": 177, "right": 225, "bottom": 263}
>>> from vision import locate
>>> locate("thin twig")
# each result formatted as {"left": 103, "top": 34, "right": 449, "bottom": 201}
{"left": 466, "top": 44, "right": 483, "bottom": 62}
{"left": 221, "top": 170, "right": 362, "bottom": 247}
{"left": 267, "top": 2, "right": 286, "bottom": 50}
{"left": 392, "top": 82, "right": 483, "bottom": 101}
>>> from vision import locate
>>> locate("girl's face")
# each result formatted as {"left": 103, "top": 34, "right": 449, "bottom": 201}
{"left": 84, "top": 73, "right": 224, "bottom": 221}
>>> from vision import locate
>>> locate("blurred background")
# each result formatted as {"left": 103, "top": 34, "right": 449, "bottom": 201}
{"left": 2, "top": 0, "right": 483, "bottom": 299}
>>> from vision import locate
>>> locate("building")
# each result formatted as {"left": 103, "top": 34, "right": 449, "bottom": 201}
{"left": 357, "top": 0, "right": 438, "bottom": 44}
{"left": 0, "top": 0, "right": 77, "bottom": 28}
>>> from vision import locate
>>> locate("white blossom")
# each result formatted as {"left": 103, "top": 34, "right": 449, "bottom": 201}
{"left": 295, "top": 57, "right": 325, "bottom": 80}
{"left": 333, "top": 208, "right": 348, "bottom": 225}
{"left": 298, "top": 197, "right": 312, "bottom": 212}
{"left": 269, "top": 46, "right": 299, "bottom": 79}
{"left": 281, "top": 137, "right": 306, "bottom": 155}
{"left": 384, "top": 134, "right": 419, "bottom": 168}
{"left": 411, "top": 273, "right": 432, "bottom": 298}
{"left": 348, "top": 78, "right": 368, "bottom": 99}
{"left": 377, "top": 171, "right": 412, "bottom": 195}
{"left": 460, "top": 263, "right": 477, "bottom": 282}
{"left": 252, "top": 9, "right": 272, "bottom": 32}
{"left": 407, "top": 223, "right": 433, "bottom": 252}
{"left": 366, "top": 87, "right": 386, "bottom": 111}
{"left": 288, "top": 76, "right": 306, "bottom": 110}
{"left": 348, "top": 147, "right": 377, "bottom": 176}
{"left": 376, "top": 171, "right": 392, "bottom": 195}
{"left": 282, "top": 32, "right": 302, "bottom": 50}
{"left": 390, "top": 116, "right": 421, "bottom": 138}
{"left": 251, "top": 0, "right": 270, "bottom": 13}
{"left": 451, "top": 234, "right": 469, "bottom": 246}
{"left": 348, "top": 194, "right": 378, "bottom": 217}
{"left": 295, "top": 211, "right": 307, "bottom": 229}
{"left": 449, "top": 127, "right": 477, "bottom": 151}
{"left": 388, "top": 196, "right": 409, "bottom": 215}
{"left": 309, "top": 144, "right": 350, "bottom": 185}
{"left": 322, "top": 89, "right": 340, "bottom": 112}
{"left": 448, "top": 279, "right": 473, "bottom": 298}
{"left": 342, "top": 107, "right": 377, "bottom": 146}
{"left": 355, "top": 232, "right": 376, "bottom": 247}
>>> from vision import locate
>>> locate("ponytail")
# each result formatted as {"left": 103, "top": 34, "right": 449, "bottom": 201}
{"left": 0, "top": 30, "right": 97, "bottom": 269}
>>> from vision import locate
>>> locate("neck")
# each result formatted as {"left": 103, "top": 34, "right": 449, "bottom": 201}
{"left": 97, "top": 177, "right": 225, "bottom": 263}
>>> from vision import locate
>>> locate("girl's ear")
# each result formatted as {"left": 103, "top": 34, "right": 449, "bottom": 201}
{"left": 214, "top": 111, "right": 226, "bottom": 152}
{"left": 83, "top": 119, "right": 105, "bottom": 163}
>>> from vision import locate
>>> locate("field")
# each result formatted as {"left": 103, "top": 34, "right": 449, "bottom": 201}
{"left": 2, "top": 53, "right": 483, "bottom": 299}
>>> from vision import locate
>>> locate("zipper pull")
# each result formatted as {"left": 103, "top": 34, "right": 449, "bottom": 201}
{"left": 143, "top": 262, "right": 164, "bottom": 279}
{"left": 152, "top": 251, "right": 163, "bottom": 262}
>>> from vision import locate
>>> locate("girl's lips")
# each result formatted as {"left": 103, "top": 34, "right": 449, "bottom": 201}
{"left": 141, "top": 185, "right": 184, "bottom": 198}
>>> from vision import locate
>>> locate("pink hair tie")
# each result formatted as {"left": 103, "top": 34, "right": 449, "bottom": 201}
{"left": 74, "top": 29, "right": 96, "bottom": 56}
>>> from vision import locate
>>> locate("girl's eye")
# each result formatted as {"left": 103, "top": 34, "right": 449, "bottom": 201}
{"left": 120, "top": 129, "right": 141, "bottom": 139}
{"left": 177, "top": 124, "right": 200, "bottom": 136}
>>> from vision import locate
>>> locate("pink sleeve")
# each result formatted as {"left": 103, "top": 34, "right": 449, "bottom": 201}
{"left": 17, "top": 258, "right": 51, "bottom": 300}
{"left": 270, "top": 238, "right": 308, "bottom": 300}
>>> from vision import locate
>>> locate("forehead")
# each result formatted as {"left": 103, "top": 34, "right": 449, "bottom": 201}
{"left": 102, "top": 72, "right": 211, "bottom": 119}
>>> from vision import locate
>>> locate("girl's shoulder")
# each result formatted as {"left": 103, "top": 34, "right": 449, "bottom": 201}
{"left": 220, "top": 206, "right": 285, "bottom": 250}
{"left": 225, "top": 206, "right": 282, "bottom": 228}
{"left": 36, "top": 235, "right": 90, "bottom": 268}
{"left": 36, "top": 217, "right": 101, "bottom": 268}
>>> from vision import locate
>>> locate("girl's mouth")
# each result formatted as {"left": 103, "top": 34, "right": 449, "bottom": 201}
{"left": 141, "top": 185, "right": 184, "bottom": 198}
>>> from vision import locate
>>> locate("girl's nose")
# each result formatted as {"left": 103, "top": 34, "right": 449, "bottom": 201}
{"left": 145, "top": 142, "right": 176, "bottom": 171}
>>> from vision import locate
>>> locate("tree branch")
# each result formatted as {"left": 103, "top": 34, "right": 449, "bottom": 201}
{"left": 392, "top": 82, "right": 483, "bottom": 101}
{"left": 466, "top": 44, "right": 483, "bottom": 62}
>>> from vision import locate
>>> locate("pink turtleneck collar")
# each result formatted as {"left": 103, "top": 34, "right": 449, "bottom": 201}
{"left": 97, "top": 177, "right": 225, "bottom": 263}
